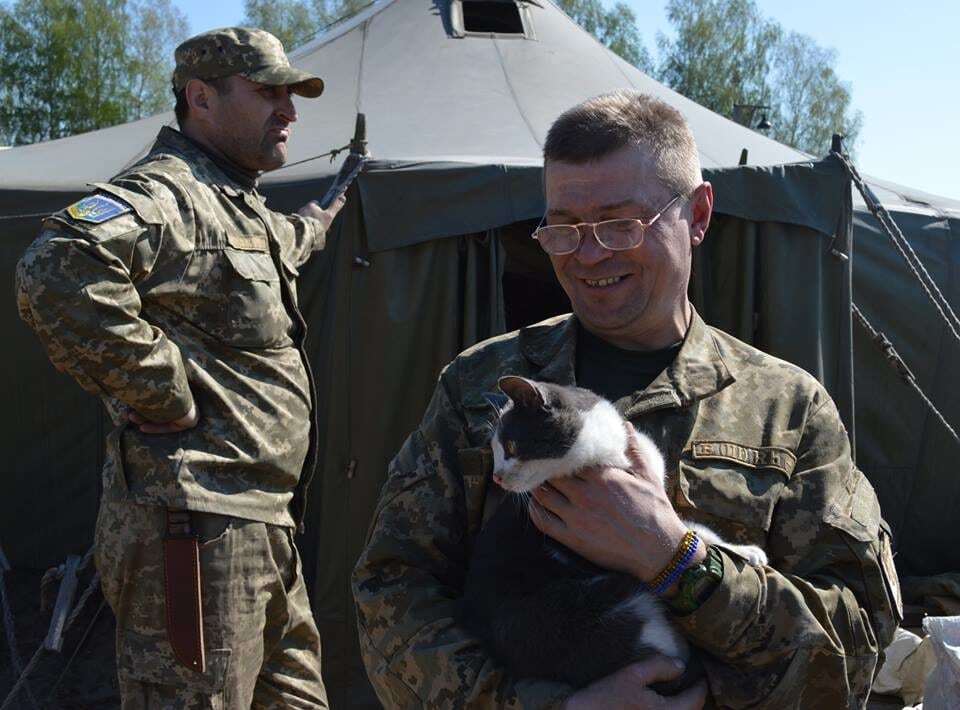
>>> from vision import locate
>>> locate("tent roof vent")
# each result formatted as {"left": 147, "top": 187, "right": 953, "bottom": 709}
{"left": 450, "top": 0, "right": 536, "bottom": 39}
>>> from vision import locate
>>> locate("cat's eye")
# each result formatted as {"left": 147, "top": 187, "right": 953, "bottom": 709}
{"left": 504, "top": 440, "right": 518, "bottom": 457}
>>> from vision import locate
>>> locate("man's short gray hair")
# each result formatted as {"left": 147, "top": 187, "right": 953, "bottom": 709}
{"left": 544, "top": 90, "right": 702, "bottom": 196}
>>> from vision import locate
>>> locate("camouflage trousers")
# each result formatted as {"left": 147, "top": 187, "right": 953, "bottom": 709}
{"left": 94, "top": 499, "right": 328, "bottom": 709}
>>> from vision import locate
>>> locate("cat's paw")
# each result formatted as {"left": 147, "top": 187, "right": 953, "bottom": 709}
{"left": 730, "top": 544, "right": 768, "bottom": 566}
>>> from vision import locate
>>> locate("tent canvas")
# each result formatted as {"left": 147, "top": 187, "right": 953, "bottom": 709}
{"left": 1, "top": 0, "right": 958, "bottom": 704}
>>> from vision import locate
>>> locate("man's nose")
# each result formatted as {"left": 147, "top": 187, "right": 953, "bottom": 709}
{"left": 278, "top": 93, "right": 298, "bottom": 123}
{"left": 574, "top": 225, "right": 613, "bottom": 266}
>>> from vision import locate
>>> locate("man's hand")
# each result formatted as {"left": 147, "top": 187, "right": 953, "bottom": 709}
{"left": 529, "top": 426, "right": 703, "bottom": 584}
{"left": 297, "top": 193, "right": 347, "bottom": 233}
{"left": 129, "top": 402, "right": 199, "bottom": 434}
{"left": 562, "top": 657, "right": 707, "bottom": 710}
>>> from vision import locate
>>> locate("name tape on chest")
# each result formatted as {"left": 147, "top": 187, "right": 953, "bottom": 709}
{"left": 66, "top": 194, "right": 132, "bottom": 224}
{"left": 690, "top": 441, "right": 797, "bottom": 476}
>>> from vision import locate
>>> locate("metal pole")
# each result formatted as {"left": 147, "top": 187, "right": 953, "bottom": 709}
{"left": 831, "top": 134, "right": 857, "bottom": 457}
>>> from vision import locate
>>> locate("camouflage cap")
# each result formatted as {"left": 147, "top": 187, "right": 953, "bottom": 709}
{"left": 172, "top": 27, "right": 324, "bottom": 98}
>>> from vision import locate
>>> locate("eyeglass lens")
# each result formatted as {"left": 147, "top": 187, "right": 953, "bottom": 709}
{"left": 537, "top": 220, "right": 646, "bottom": 255}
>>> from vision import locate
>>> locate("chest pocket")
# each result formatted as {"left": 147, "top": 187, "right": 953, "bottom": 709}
{"left": 223, "top": 249, "right": 294, "bottom": 347}
{"left": 181, "top": 245, "right": 293, "bottom": 349}
{"left": 675, "top": 441, "right": 795, "bottom": 547}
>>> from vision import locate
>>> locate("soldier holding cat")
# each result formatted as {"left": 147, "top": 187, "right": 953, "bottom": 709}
{"left": 354, "top": 91, "right": 901, "bottom": 708}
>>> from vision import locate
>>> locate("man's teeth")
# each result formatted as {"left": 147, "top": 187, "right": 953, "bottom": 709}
{"left": 585, "top": 275, "right": 624, "bottom": 287}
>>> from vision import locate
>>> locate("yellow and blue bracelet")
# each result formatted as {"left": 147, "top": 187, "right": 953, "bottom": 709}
{"left": 647, "top": 529, "right": 701, "bottom": 596}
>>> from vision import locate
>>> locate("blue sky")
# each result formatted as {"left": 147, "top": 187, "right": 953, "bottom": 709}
{"left": 176, "top": 0, "right": 960, "bottom": 200}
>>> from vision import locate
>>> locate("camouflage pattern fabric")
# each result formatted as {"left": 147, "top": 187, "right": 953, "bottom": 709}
{"left": 95, "top": 499, "right": 328, "bottom": 708}
{"left": 16, "top": 126, "right": 327, "bottom": 528}
{"left": 172, "top": 27, "right": 324, "bottom": 97}
{"left": 353, "top": 311, "right": 903, "bottom": 709}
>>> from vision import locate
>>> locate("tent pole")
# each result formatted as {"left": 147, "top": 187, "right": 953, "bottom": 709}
{"left": 831, "top": 134, "right": 857, "bottom": 459}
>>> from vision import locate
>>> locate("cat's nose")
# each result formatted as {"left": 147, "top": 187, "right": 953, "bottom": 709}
{"left": 492, "top": 473, "right": 503, "bottom": 486}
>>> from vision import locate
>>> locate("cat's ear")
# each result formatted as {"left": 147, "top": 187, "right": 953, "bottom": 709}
{"left": 498, "top": 376, "right": 545, "bottom": 409}
{"left": 483, "top": 392, "right": 510, "bottom": 415}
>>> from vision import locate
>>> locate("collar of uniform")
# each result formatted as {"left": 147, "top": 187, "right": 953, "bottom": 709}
{"left": 639, "top": 309, "right": 735, "bottom": 408}
{"left": 154, "top": 126, "right": 259, "bottom": 195}
{"left": 519, "top": 313, "right": 577, "bottom": 386}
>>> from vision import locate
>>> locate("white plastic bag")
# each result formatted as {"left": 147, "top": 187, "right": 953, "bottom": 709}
{"left": 921, "top": 615, "right": 960, "bottom": 710}
{"left": 873, "top": 627, "right": 937, "bottom": 705}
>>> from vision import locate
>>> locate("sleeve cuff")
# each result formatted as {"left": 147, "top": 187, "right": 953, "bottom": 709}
{"left": 669, "top": 547, "right": 763, "bottom": 657}
{"left": 303, "top": 214, "right": 328, "bottom": 252}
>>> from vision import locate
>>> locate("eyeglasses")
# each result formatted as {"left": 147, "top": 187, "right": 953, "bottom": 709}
{"left": 532, "top": 193, "right": 685, "bottom": 256}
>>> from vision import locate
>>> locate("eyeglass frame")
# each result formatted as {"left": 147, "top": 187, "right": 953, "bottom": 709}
{"left": 531, "top": 192, "right": 687, "bottom": 256}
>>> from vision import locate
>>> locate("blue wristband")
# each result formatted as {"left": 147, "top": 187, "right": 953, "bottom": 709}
{"left": 653, "top": 532, "right": 701, "bottom": 596}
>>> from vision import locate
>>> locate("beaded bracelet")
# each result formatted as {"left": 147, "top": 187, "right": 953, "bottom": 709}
{"left": 647, "top": 530, "right": 701, "bottom": 596}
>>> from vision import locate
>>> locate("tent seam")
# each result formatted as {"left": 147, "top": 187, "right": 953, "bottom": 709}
{"left": 491, "top": 37, "right": 541, "bottom": 150}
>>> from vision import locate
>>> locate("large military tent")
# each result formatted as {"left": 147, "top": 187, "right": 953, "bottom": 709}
{"left": 2, "top": 0, "right": 958, "bottom": 704}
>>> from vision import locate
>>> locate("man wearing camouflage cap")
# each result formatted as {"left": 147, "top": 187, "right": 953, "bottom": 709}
{"left": 17, "top": 27, "right": 341, "bottom": 708}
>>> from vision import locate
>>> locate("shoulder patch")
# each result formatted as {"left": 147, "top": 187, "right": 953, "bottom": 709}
{"left": 66, "top": 194, "right": 132, "bottom": 224}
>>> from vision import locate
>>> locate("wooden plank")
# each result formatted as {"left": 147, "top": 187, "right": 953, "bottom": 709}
{"left": 44, "top": 554, "right": 80, "bottom": 652}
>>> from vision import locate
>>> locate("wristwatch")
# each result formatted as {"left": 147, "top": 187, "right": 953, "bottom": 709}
{"left": 667, "top": 544, "right": 724, "bottom": 615}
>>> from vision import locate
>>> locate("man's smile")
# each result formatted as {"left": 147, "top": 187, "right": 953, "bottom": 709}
{"left": 583, "top": 274, "right": 629, "bottom": 288}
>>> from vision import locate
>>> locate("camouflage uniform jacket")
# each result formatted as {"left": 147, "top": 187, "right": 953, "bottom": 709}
{"left": 16, "top": 126, "right": 328, "bottom": 527}
{"left": 353, "top": 311, "right": 903, "bottom": 709}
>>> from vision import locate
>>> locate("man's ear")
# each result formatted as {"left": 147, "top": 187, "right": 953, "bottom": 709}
{"left": 184, "top": 79, "right": 213, "bottom": 119}
{"left": 689, "top": 181, "right": 714, "bottom": 247}
{"left": 498, "top": 376, "right": 545, "bottom": 409}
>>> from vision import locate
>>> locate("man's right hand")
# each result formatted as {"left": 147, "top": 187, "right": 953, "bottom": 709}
{"left": 562, "top": 657, "right": 707, "bottom": 710}
{"left": 129, "top": 401, "right": 199, "bottom": 434}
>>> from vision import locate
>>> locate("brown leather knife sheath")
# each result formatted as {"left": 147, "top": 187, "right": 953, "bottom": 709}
{"left": 163, "top": 510, "right": 206, "bottom": 673}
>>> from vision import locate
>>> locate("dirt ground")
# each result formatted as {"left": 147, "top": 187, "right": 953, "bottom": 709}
{"left": 0, "top": 568, "right": 118, "bottom": 709}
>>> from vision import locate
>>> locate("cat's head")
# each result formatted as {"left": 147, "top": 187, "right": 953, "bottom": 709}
{"left": 489, "top": 376, "right": 629, "bottom": 492}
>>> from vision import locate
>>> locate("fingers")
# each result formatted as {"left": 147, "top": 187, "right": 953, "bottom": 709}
{"left": 528, "top": 498, "right": 565, "bottom": 535}
{"left": 623, "top": 425, "right": 651, "bottom": 473}
{"left": 297, "top": 193, "right": 346, "bottom": 223}
{"left": 127, "top": 402, "right": 198, "bottom": 435}
{"left": 531, "top": 481, "right": 570, "bottom": 512}
{"left": 620, "top": 656, "right": 686, "bottom": 686}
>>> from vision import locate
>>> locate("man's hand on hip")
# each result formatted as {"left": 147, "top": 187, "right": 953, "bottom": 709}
{"left": 129, "top": 402, "right": 199, "bottom": 434}
{"left": 529, "top": 425, "right": 698, "bottom": 583}
{"left": 297, "top": 193, "right": 347, "bottom": 233}
{"left": 562, "top": 657, "right": 707, "bottom": 710}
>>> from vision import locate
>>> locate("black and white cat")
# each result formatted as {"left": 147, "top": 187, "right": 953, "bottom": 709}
{"left": 460, "top": 376, "right": 767, "bottom": 692}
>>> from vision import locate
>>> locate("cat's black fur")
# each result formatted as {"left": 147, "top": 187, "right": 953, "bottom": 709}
{"left": 460, "top": 380, "right": 703, "bottom": 693}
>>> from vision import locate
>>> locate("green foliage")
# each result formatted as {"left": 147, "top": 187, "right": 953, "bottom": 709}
{"left": 556, "top": 0, "right": 651, "bottom": 71}
{"left": 243, "top": 0, "right": 316, "bottom": 50}
{"left": 769, "top": 31, "right": 862, "bottom": 155}
{"left": 656, "top": 0, "right": 860, "bottom": 155}
{"left": 242, "top": 0, "right": 370, "bottom": 51}
{"left": 128, "top": 0, "right": 189, "bottom": 120}
{"left": 657, "top": 0, "right": 779, "bottom": 119}
{"left": 0, "top": 0, "right": 187, "bottom": 145}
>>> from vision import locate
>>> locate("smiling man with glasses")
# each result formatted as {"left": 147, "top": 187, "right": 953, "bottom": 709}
{"left": 354, "top": 90, "right": 900, "bottom": 709}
